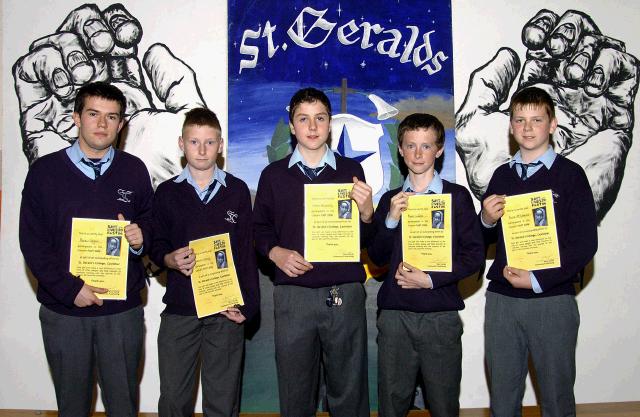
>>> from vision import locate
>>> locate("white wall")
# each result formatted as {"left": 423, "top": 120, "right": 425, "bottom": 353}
{"left": 1, "top": 0, "right": 639, "bottom": 412}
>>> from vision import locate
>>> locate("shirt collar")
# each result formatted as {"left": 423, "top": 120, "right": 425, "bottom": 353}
{"left": 509, "top": 145, "right": 556, "bottom": 169}
{"left": 174, "top": 166, "right": 227, "bottom": 191}
{"left": 66, "top": 140, "right": 114, "bottom": 164}
{"left": 403, "top": 171, "right": 443, "bottom": 194}
{"left": 288, "top": 144, "right": 337, "bottom": 170}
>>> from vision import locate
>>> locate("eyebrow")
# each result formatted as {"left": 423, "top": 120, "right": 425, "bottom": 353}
{"left": 295, "top": 112, "right": 329, "bottom": 118}
{"left": 84, "top": 108, "right": 121, "bottom": 116}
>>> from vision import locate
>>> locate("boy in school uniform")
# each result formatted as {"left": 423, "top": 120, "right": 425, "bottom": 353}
{"left": 151, "top": 108, "right": 259, "bottom": 417}
{"left": 480, "top": 87, "right": 598, "bottom": 417}
{"left": 368, "top": 113, "right": 484, "bottom": 417}
{"left": 253, "top": 87, "right": 374, "bottom": 417}
{"left": 19, "top": 82, "right": 153, "bottom": 417}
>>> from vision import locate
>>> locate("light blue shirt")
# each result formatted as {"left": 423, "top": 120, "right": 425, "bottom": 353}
{"left": 482, "top": 146, "right": 557, "bottom": 294}
{"left": 174, "top": 165, "right": 227, "bottom": 204}
{"left": 66, "top": 140, "right": 114, "bottom": 179}
{"left": 288, "top": 144, "right": 337, "bottom": 174}
{"left": 509, "top": 145, "right": 556, "bottom": 179}
{"left": 385, "top": 172, "right": 443, "bottom": 229}
{"left": 66, "top": 141, "right": 142, "bottom": 255}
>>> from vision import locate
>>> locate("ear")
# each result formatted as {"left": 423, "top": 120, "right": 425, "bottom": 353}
{"left": 436, "top": 146, "right": 445, "bottom": 158}
{"left": 398, "top": 144, "right": 404, "bottom": 158}
{"left": 117, "top": 118, "right": 125, "bottom": 133}
{"left": 289, "top": 121, "right": 296, "bottom": 136}
{"left": 72, "top": 112, "right": 81, "bottom": 128}
{"left": 178, "top": 136, "right": 185, "bottom": 152}
{"left": 218, "top": 138, "right": 224, "bottom": 154}
{"left": 549, "top": 116, "right": 558, "bottom": 135}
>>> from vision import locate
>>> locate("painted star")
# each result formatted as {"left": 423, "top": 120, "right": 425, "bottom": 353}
{"left": 336, "top": 125, "right": 375, "bottom": 163}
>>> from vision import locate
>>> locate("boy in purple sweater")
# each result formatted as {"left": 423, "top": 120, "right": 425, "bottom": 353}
{"left": 368, "top": 113, "right": 484, "bottom": 417}
{"left": 151, "top": 108, "right": 259, "bottom": 417}
{"left": 253, "top": 88, "right": 374, "bottom": 417}
{"left": 19, "top": 82, "right": 153, "bottom": 417}
{"left": 480, "top": 87, "right": 597, "bottom": 417}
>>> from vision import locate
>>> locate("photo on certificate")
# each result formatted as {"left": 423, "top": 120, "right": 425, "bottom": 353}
{"left": 69, "top": 218, "right": 130, "bottom": 300}
{"left": 106, "top": 236, "right": 122, "bottom": 256}
{"left": 215, "top": 249, "right": 228, "bottom": 269}
{"left": 338, "top": 199, "right": 352, "bottom": 219}
{"left": 502, "top": 190, "right": 561, "bottom": 270}
{"left": 190, "top": 233, "right": 244, "bottom": 318}
{"left": 304, "top": 183, "right": 361, "bottom": 262}
{"left": 401, "top": 194, "right": 452, "bottom": 271}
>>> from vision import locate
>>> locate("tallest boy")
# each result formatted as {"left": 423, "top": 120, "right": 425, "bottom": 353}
{"left": 19, "top": 82, "right": 153, "bottom": 417}
{"left": 254, "top": 88, "right": 374, "bottom": 417}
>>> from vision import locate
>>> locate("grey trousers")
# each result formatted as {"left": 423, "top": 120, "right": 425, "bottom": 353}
{"left": 377, "top": 309, "right": 463, "bottom": 417}
{"left": 39, "top": 305, "right": 144, "bottom": 417}
{"left": 273, "top": 282, "right": 370, "bottom": 417}
{"left": 158, "top": 313, "right": 244, "bottom": 417}
{"left": 485, "top": 292, "right": 579, "bottom": 417}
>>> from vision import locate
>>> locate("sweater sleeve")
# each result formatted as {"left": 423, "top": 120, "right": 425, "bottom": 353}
{"left": 533, "top": 167, "right": 598, "bottom": 291}
{"left": 131, "top": 163, "right": 154, "bottom": 259}
{"left": 150, "top": 183, "right": 174, "bottom": 269}
{"left": 19, "top": 168, "right": 84, "bottom": 307}
{"left": 253, "top": 169, "right": 278, "bottom": 258}
{"left": 235, "top": 183, "right": 260, "bottom": 322}
{"left": 366, "top": 191, "right": 395, "bottom": 267}
{"left": 429, "top": 187, "right": 485, "bottom": 289}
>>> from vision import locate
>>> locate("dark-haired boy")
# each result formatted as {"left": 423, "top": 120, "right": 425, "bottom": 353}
{"left": 19, "top": 82, "right": 153, "bottom": 417}
{"left": 368, "top": 113, "right": 484, "bottom": 417}
{"left": 253, "top": 88, "right": 374, "bottom": 417}
{"left": 480, "top": 87, "right": 597, "bottom": 417}
{"left": 151, "top": 108, "right": 259, "bottom": 417}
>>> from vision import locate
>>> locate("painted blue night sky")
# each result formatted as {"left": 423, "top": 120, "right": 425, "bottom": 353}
{"left": 228, "top": 0, "right": 455, "bottom": 202}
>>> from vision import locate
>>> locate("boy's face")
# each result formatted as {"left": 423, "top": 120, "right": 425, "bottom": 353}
{"left": 289, "top": 100, "right": 331, "bottom": 154}
{"left": 179, "top": 125, "right": 223, "bottom": 173}
{"left": 398, "top": 128, "right": 444, "bottom": 176}
{"left": 510, "top": 105, "right": 557, "bottom": 160}
{"left": 72, "top": 96, "right": 124, "bottom": 159}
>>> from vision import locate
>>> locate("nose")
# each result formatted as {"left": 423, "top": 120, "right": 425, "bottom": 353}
{"left": 415, "top": 147, "right": 423, "bottom": 159}
{"left": 97, "top": 115, "right": 107, "bottom": 128}
{"left": 523, "top": 120, "right": 533, "bottom": 130}
{"left": 309, "top": 118, "right": 317, "bottom": 131}
{"left": 198, "top": 143, "right": 206, "bottom": 155}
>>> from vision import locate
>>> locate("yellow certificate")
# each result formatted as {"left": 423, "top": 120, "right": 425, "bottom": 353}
{"left": 69, "top": 218, "right": 130, "bottom": 300}
{"left": 304, "top": 183, "right": 360, "bottom": 262}
{"left": 401, "top": 194, "right": 452, "bottom": 271}
{"left": 502, "top": 190, "right": 561, "bottom": 270}
{"left": 189, "top": 233, "right": 244, "bottom": 318}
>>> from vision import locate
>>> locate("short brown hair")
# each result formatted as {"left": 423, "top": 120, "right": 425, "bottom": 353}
{"left": 288, "top": 88, "right": 332, "bottom": 123}
{"left": 74, "top": 82, "right": 126, "bottom": 118}
{"left": 182, "top": 107, "right": 221, "bottom": 131}
{"left": 509, "top": 87, "right": 555, "bottom": 119}
{"left": 397, "top": 113, "right": 445, "bottom": 149}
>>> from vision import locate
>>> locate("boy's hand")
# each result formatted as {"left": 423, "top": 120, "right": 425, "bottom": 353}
{"left": 481, "top": 194, "right": 506, "bottom": 225}
{"left": 74, "top": 283, "right": 108, "bottom": 307}
{"left": 164, "top": 247, "right": 196, "bottom": 276}
{"left": 395, "top": 262, "right": 433, "bottom": 289}
{"left": 221, "top": 307, "right": 246, "bottom": 324}
{"left": 388, "top": 190, "right": 414, "bottom": 221}
{"left": 503, "top": 266, "right": 533, "bottom": 289}
{"left": 269, "top": 246, "right": 313, "bottom": 277}
{"left": 350, "top": 176, "right": 374, "bottom": 223}
{"left": 118, "top": 213, "right": 143, "bottom": 250}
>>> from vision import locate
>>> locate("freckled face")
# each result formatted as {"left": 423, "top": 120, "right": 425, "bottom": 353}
{"left": 399, "top": 128, "right": 443, "bottom": 176}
